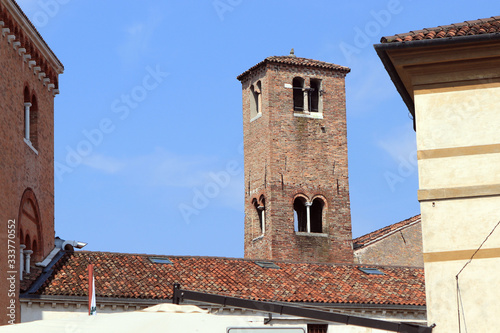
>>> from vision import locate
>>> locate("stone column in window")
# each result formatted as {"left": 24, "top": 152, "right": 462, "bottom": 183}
{"left": 24, "top": 250, "right": 33, "bottom": 274}
{"left": 258, "top": 205, "right": 265, "bottom": 234}
{"left": 305, "top": 201, "right": 312, "bottom": 233}
{"left": 19, "top": 244, "right": 26, "bottom": 280}
{"left": 24, "top": 102, "right": 31, "bottom": 141}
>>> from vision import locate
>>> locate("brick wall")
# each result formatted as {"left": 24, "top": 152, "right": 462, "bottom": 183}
{"left": 240, "top": 58, "right": 353, "bottom": 263}
{"left": 0, "top": 1, "right": 60, "bottom": 324}
{"left": 354, "top": 222, "right": 424, "bottom": 267}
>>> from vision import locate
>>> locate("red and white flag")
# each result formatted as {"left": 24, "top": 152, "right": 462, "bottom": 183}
{"left": 88, "top": 264, "right": 97, "bottom": 316}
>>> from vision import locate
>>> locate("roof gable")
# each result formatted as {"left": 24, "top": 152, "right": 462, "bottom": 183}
{"left": 353, "top": 215, "right": 421, "bottom": 249}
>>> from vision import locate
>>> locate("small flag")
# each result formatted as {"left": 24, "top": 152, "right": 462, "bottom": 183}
{"left": 88, "top": 264, "right": 97, "bottom": 316}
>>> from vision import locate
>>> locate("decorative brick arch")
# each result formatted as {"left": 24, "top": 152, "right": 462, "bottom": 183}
{"left": 18, "top": 188, "right": 43, "bottom": 260}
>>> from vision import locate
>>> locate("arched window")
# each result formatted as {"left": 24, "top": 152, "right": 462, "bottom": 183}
{"left": 293, "top": 197, "right": 307, "bottom": 232}
{"left": 32, "top": 240, "right": 38, "bottom": 254}
{"left": 309, "top": 79, "right": 322, "bottom": 113}
{"left": 23, "top": 87, "right": 31, "bottom": 141}
{"left": 294, "top": 196, "right": 324, "bottom": 233}
{"left": 250, "top": 81, "right": 262, "bottom": 119}
{"left": 253, "top": 196, "right": 266, "bottom": 234}
{"left": 25, "top": 234, "right": 31, "bottom": 250}
{"left": 310, "top": 198, "right": 324, "bottom": 233}
{"left": 30, "top": 94, "right": 38, "bottom": 149}
{"left": 293, "top": 77, "right": 304, "bottom": 111}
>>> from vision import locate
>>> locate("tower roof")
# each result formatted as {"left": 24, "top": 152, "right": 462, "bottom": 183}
{"left": 237, "top": 55, "right": 350, "bottom": 81}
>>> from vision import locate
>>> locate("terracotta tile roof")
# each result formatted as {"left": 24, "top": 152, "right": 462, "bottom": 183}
{"left": 381, "top": 16, "right": 500, "bottom": 43}
{"left": 353, "top": 215, "right": 421, "bottom": 249}
{"left": 20, "top": 265, "right": 43, "bottom": 293}
{"left": 32, "top": 252, "right": 425, "bottom": 306}
{"left": 237, "top": 56, "right": 350, "bottom": 81}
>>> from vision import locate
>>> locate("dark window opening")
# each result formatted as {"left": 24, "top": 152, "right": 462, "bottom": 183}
{"left": 310, "top": 198, "right": 324, "bottom": 233}
{"left": 250, "top": 81, "right": 262, "bottom": 119}
{"left": 308, "top": 324, "right": 328, "bottom": 333}
{"left": 293, "top": 77, "right": 304, "bottom": 111}
{"left": 254, "top": 197, "right": 265, "bottom": 233}
{"left": 293, "top": 197, "right": 307, "bottom": 232}
{"left": 309, "top": 79, "right": 321, "bottom": 112}
{"left": 30, "top": 95, "right": 38, "bottom": 149}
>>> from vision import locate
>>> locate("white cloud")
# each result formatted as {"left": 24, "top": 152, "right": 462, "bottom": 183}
{"left": 117, "top": 10, "right": 163, "bottom": 65}
{"left": 377, "top": 123, "right": 417, "bottom": 163}
{"left": 82, "top": 154, "right": 125, "bottom": 174}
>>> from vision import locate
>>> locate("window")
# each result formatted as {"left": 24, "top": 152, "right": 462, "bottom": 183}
{"left": 308, "top": 324, "right": 328, "bottom": 333}
{"left": 293, "top": 197, "right": 307, "bottom": 232}
{"left": 358, "top": 267, "right": 385, "bottom": 275}
{"left": 310, "top": 198, "right": 323, "bottom": 233}
{"left": 253, "top": 196, "right": 266, "bottom": 234}
{"left": 149, "top": 257, "right": 173, "bottom": 265}
{"left": 250, "top": 80, "right": 262, "bottom": 120}
{"left": 23, "top": 87, "right": 38, "bottom": 152}
{"left": 30, "top": 95, "right": 38, "bottom": 149}
{"left": 255, "top": 261, "right": 280, "bottom": 269}
{"left": 294, "top": 196, "right": 325, "bottom": 234}
{"left": 291, "top": 78, "right": 323, "bottom": 119}
{"left": 293, "top": 77, "right": 304, "bottom": 111}
{"left": 309, "top": 79, "right": 322, "bottom": 113}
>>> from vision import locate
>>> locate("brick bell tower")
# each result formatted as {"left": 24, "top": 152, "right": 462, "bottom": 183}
{"left": 237, "top": 50, "right": 353, "bottom": 264}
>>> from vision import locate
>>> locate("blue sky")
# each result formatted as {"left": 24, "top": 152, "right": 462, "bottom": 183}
{"left": 17, "top": 0, "right": 497, "bottom": 257}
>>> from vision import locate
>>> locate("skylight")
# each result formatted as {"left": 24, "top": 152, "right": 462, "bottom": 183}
{"left": 358, "top": 267, "right": 385, "bottom": 275}
{"left": 255, "top": 261, "right": 280, "bottom": 269}
{"left": 149, "top": 257, "right": 173, "bottom": 265}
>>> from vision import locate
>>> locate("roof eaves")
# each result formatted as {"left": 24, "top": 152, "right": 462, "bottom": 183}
{"left": 6, "top": 0, "right": 64, "bottom": 73}
{"left": 374, "top": 32, "right": 500, "bottom": 130}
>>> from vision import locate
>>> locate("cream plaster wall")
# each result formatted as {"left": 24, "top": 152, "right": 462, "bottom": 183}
{"left": 415, "top": 86, "right": 500, "bottom": 150}
{"left": 415, "top": 86, "right": 500, "bottom": 333}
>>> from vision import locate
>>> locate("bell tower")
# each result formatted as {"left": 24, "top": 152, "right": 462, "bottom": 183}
{"left": 237, "top": 51, "right": 353, "bottom": 263}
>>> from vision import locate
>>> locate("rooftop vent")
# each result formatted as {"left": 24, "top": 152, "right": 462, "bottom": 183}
{"left": 358, "top": 267, "right": 385, "bottom": 275}
{"left": 255, "top": 261, "right": 280, "bottom": 269}
{"left": 149, "top": 257, "right": 173, "bottom": 265}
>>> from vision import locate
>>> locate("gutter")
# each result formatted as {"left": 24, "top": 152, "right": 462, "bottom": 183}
{"left": 373, "top": 32, "right": 500, "bottom": 131}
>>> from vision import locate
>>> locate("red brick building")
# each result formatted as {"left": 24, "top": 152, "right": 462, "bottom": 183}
{"left": 0, "top": 0, "right": 63, "bottom": 324}
{"left": 238, "top": 52, "right": 353, "bottom": 264}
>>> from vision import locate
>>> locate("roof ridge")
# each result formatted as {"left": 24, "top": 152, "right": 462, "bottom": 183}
{"left": 353, "top": 214, "right": 421, "bottom": 246}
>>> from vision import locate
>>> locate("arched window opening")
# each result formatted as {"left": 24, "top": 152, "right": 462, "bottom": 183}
{"left": 30, "top": 95, "right": 38, "bottom": 149}
{"left": 293, "top": 197, "right": 307, "bottom": 232}
{"left": 20, "top": 229, "right": 24, "bottom": 246}
{"left": 293, "top": 77, "right": 304, "bottom": 111}
{"left": 25, "top": 234, "right": 31, "bottom": 250}
{"left": 32, "top": 240, "right": 38, "bottom": 255}
{"left": 310, "top": 198, "right": 324, "bottom": 233}
{"left": 309, "top": 79, "right": 322, "bottom": 113}
{"left": 253, "top": 196, "right": 265, "bottom": 234}
{"left": 250, "top": 81, "right": 262, "bottom": 119}
{"left": 23, "top": 87, "right": 31, "bottom": 141}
